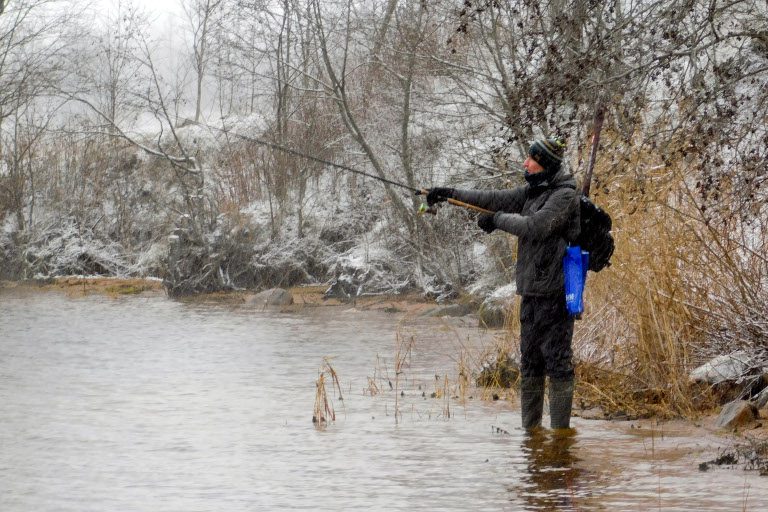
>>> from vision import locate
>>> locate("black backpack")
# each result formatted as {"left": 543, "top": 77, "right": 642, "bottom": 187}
{"left": 576, "top": 195, "right": 614, "bottom": 272}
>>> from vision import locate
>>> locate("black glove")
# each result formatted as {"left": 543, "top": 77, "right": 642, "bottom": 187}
{"left": 477, "top": 213, "right": 496, "bottom": 234}
{"left": 425, "top": 187, "right": 455, "bottom": 206}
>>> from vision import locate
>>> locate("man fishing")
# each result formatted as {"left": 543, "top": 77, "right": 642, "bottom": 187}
{"left": 426, "top": 138, "right": 580, "bottom": 431}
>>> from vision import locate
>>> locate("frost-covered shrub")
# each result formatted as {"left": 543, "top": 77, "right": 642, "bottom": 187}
{"left": 318, "top": 211, "right": 369, "bottom": 252}
{"left": 325, "top": 241, "right": 415, "bottom": 298}
{"left": 133, "top": 241, "right": 168, "bottom": 278}
{"left": 22, "top": 218, "right": 128, "bottom": 277}
{"left": 0, "top": 215, "right": 22, "bottom": 279}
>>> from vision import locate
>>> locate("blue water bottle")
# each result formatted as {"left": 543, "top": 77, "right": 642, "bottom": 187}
{"left": 563, "top": 245, "right": 585, "bottom": 317}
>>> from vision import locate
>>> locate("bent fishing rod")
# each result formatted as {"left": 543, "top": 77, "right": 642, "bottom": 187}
{"left": 192, "top": 121, "right": 493, "bottom": 216}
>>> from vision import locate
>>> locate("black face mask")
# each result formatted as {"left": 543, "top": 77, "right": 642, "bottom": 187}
{"left": 524, "top": 169, "right": 549, "bottom": 187}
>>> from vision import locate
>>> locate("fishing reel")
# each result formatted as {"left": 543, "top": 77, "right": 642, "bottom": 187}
{"left": 417, "top": 202, "right": 438, "bottom": 215}
{"left": 415, "top": 189, "right": 439, "bottom": 215}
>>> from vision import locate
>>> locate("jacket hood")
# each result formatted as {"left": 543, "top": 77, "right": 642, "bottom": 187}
{"left": 530, "top": 168, "right": 577, "bottom": 191}
{"left": 550, "top": 169, "right": 577, "bottom": 189}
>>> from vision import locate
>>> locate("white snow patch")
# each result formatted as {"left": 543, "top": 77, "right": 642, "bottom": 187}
{"left": 1, "top": 215, "right": 18, "bottom": 238}
{"left": 472, "top": 241, "right": 487, "bottom": 259}
{"left": 689, "top": 351, "right": 753, "bottom": 384}
{"left": 489, "top": 283, "right": 517, "bottom": 300}
{"left": 134, "top": 241, "right": 168, "bottom": 274}
{"left": 338, "top": 241, "right": 391, "bottom": 269}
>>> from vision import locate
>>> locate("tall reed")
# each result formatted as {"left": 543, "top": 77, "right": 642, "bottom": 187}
{"left": 573, "top": 145, "right": 767, "bottom": 416}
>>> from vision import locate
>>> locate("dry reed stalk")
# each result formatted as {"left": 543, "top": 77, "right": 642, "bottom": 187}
{"left": 313, "top": 358, "right": 344, "bottom": 428}
{"left": 456, "top": 349, "right": 471, "bottom": 403}
{"left": 372, "top": 353, "right": 393, "bottom": 392}
{"left": 393, "top": 332, "right": 415, "bottom": 424}
{"left": 442, "top": 375, "right": 451, "bottom": 419}
{"left": 365, "top": 376, "right": 380, "bottom": 396}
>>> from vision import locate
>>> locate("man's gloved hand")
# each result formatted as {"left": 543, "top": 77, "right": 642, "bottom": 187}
{"left": 477, "top": 213, "right": 497, "bottom": 234}
{"left": 425, "top": 187, "right": 455, "bottom": 206}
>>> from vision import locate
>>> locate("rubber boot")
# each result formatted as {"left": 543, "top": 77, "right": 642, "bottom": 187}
{"left": 548, "top": 378, "right": 575, "bottom": 430}
{"left": 520, "top": 376, "right": 545, "bottom": 430}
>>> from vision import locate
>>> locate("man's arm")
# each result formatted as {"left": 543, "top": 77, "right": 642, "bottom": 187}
{"left": 492, "top": 188, "right": 577, "bottom": 239}
{"left": 451, "top": 187, "right": 527, "bottom": 214}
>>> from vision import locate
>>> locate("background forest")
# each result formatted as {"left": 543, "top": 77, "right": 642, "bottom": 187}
{"left": 1, "top": 0, "right": 767, "bottom": 413}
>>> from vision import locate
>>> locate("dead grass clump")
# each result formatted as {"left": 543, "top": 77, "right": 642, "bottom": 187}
{"left": 473, "top": 299, "right": 522, "bottom": 400}
{"left": 476, "top": 350, "right": 520, "bottom": 389}
{"left": 103, "top": 283, "right": 158, "bottom": 295}
{"left": 594, "top": 175, "right": 701, "bottom": 413}
{"left": 575, "top": 362, "right": 719, "bottom": 420}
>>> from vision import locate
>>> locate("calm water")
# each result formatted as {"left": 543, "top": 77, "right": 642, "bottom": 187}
{"left": 1, "top": 287, "right": 766, "bottom": 511}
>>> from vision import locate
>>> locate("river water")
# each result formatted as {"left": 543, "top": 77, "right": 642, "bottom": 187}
{"left": 1, "top": 287, "right": 766, "bottom": 511}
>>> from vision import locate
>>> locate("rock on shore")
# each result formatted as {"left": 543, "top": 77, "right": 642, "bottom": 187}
{"left": 247, "top": 288, "right": 294, "bottom": 307}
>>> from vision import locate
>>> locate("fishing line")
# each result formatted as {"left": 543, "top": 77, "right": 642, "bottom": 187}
{"left": 192, "top": 120, "right": 492, "bottom": 215}
{"left": 193, "top": 121, "right": 422, "bottom": 194}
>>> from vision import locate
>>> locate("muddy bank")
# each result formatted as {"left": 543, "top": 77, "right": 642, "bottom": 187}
{"left": 1, "top": 277, "right": 166, "bottom": 297}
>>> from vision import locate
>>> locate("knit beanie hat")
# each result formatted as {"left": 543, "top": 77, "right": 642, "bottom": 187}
{"left": 529, "top": 137, "right": 565, "bottom": 174}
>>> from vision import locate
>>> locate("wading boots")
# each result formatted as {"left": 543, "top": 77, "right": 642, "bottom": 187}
{"left": 548, "top": 377, "right": 575, "bottom": 430}
{"left": 520, "top": 376, "right": 545, "bottom": 430}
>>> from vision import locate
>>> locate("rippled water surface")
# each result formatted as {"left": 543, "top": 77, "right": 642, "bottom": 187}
{"left": 2, "top": 287, "right": 767, "bottom": 511}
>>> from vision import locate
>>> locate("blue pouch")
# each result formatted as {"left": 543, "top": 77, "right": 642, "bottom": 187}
{"left": 563, "top": 245, "right": 586, "bottom": 317}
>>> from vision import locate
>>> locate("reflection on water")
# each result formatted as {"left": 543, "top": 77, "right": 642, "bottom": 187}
{"left": 1, "top": 288, "right": 767, "bottom": 511}
{"left": 518, "top": 429, "right": 585, "bottom": 510}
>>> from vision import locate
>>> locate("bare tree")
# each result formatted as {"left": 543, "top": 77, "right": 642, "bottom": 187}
{"left": 310, "top": 0, "right": 413, "bottom": 222}
{"left": 181, "top": 0, "right": 224, "bottom": 123}
{"left": 0, "top": 0, "right": 76, "bottom": 230}
{"left": 77, "top": 0, "right": 148, "bottom": 134}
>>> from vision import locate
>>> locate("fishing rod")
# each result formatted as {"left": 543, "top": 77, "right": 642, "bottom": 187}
{"left": 193, "top": 121, "right": 492, "bottom": 215}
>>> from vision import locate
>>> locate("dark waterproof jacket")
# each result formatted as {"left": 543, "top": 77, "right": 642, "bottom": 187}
{"left": 453, "top": 170, "right": 580, "bottom": 297}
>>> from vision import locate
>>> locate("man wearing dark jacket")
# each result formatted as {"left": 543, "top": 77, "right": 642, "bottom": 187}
{"left": 426, "top": 138, "right": 580, "bottom": 430}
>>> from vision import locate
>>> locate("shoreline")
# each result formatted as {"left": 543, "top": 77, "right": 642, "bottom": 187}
{"left": 0, "top": 277, "right": 444, "bottom": 315}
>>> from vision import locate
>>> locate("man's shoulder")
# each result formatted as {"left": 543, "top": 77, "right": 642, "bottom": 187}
{"left": 549, "top": 171, "right": 578, "bottom": 191}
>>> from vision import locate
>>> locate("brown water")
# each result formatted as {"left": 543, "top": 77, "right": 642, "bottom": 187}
{"left": 1, "top": 287, "right": 766, "bottom": 511}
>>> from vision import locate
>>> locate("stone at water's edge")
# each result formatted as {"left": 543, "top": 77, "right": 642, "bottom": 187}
{"left": 754, "top": 386, "right": 768, "bottom": 410}
{"left": 576, "top": 407, "right": 606, "bottom": 420}
{"left": 713, "top": 400, "right": 757, "bottom": 429}
{"left": 477, "top": 297, "right": 513, "bottom": 329}
{"left": 247, "top": 288, "right": 294, "bottom": 307}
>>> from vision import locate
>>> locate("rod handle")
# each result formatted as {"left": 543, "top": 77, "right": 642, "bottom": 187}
{"left": 417, "top": 189, "right": 494, "bottom": 215}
